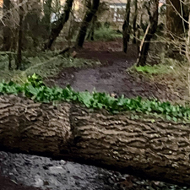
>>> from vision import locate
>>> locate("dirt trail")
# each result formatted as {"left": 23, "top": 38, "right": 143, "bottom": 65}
{"left": 50, "top": 39, "right": 185, "bottom": 103}
{"left": 53, "top": 46, "right": 169, "bottom": 101}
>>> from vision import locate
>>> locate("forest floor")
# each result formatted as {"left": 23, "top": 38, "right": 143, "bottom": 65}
{"left": 49, "top": 38, "right": 188, "bottom": 104}
{"left": 0, "top": 39, "right": 189, "bottom": 190}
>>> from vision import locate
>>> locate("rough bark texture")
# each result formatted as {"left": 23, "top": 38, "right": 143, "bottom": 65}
{"left": 2, "top": 0, "right": 11, "bottom": 51}
{"left": 44, "top": 0, "right": 74, "bottom": 50}
{"left": 0, "top": 95, "right": 71, "bottom": 155}
{"left": 1, "top": 95, "right": 190, "bottom": 185}
{"left": 122, "top": 0, "right": 131, "bottom": 53}
{"left": 137, "top": 0, "right": 159, "bottom": 66}
{"left": 132, "top": 0, "right": 138, "bottom": 44}
{"left": 16, "top": 0, "right": 24, "bottom": 70}
{"left": 76, "top": 0, "right": 100, "bottom": 48}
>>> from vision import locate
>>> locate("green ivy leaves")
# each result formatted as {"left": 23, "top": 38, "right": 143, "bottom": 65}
{"left": 0, "top": 74, "right": 190, "bottom": 122}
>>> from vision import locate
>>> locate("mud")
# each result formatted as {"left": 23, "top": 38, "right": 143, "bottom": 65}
{"left": 51, "top": 46, "right": 177, "bottom": 102}
{"left": 0, "top": 151, "right": 189, "bottom": 190}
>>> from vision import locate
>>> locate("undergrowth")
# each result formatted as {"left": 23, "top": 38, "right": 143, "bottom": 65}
{"left": 127, "top": 58, "right": 189, "bottom": 104}
{"left": 0, "top": 53, "right": 100, "bottom": 83}
{"left": 128, "top": 62, "right": 177, "bottom": 76}
{"left": 1, "top": 74, "right": 190, "bottom": 123}
{"left": 93, "top": 26, "right": 122, "bottom": 41}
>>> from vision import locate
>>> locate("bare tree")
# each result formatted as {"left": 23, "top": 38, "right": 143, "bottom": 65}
{"left": 132, "top": 0, "right": 138, "bottom": 44}
{"left": 87, "top": 2, "right": 108, "bottom": 41}
{"left": 166, "top": 0, "right": 185, "bottom": 38}
{"left": 123, "top": 0, "right": 131, "bottom": 53}
{"left": 137, "top": 0, "right": 159, "bottom": 66}
{"left": 2, "top": 0, "right": 11, "bottom": 51}
{"left": 16, "top": 0, "right": 24, "bottom": 69}
{"left": 76, "top": 0, "right": 100, "bottom": 48}
{"left": 44, "top": 0, "right": 74, "bottom": 50}
{"left": 42, "top": 0, "right": 53, "bottom": 34}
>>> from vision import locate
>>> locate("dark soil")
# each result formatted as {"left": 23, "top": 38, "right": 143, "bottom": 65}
{"left": 49, "top": 40, "right": 181, "bottom": 103}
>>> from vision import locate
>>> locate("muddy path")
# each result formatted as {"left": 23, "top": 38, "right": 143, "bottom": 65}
{"left": 51, "top": 47, "right": 172, "bottom": 102}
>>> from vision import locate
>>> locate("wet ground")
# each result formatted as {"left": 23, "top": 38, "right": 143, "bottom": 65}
{"left": 0, "top": 39, "right": 189, "bottom": 189}
{"left": 1, "top": 151, "right": 189, "bottom": 190}
{"left": 49, "top": 41, "right": 181, "bottom": 102}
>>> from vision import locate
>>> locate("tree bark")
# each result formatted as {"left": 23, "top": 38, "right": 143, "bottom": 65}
{"left": 41, "top": 0, "right": 52, "bottom": 36}
{"left": 44, "top": 0, "right": 74, "bottom": 50}
{"left": 87, "top": 15, "right": 97, "bottom": 41}
{"left": 1, "top": 95, "right": 190, "bottom": 185}
{"left": 76, "top": 0, "right": 100, "bottom": 48}
{"left": 166, "top": 0, "right": 185, "bottom": 38}
{"left": 132, "top": 0, "right": 138, "bottom": 44}
{"left": 16, "top": 0, "right": 24, "bottom": 70}
{"left": 136, "top": 0, "right": 159, "bottom": 66}
{"left": 166, "top": 0, "right": 188, "bottom": 58}
{"left": 122, "top": 0, "right": 131, "bottom": 53}
{"left": 1, "top": 0, "right": 11, "bottom": 51}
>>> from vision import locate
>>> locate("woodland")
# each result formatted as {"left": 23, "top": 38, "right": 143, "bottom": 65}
{"left": 0, "top": 0, "right": 190, "bottom": 189}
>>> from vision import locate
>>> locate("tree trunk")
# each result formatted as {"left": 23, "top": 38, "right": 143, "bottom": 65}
{"left": 1, "top": 95, "right": 190, "bottom": 185}
{"left": 166, "top": 0, "right": 188, "bottom": 59}
{"left": 166, "top": 0, "right": 185, "bottom": 38}
{"left": 42, "top": 0, "right": 53, "bottom": 34}
{"left": 132, "top": 0, "right": 138, "bottom": 44}
{"left": 2, "top": 0, "right": 11, "bottom": 51}
{"left": 16, "top": 0, "right": 24, "bottom": 70}
{"left": 136, "top": 0, "right": 159, "bottom": 66}
{"left": 44, "top": 0, "right": 74, "bottom": 50}
{"left": 76, "top": 0, "right": 100, "bottom": 48}
{"left": 87, "top": 16, "right": 97, "bottom": 41}
{"left": 122, "top": 0, "right": 131, "bottom": 53}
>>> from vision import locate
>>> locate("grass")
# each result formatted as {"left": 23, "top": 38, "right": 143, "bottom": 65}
{"left": 128, "top": 57, "right": 186, "bottom": 79}
{"left": 134, "top": 64, "right": 172, "bottom": 75}
{"left": 0, "top": 52, "right": 101, "bottom": 84}
{"left": 93, "top": 26, "right": 122, "bottom": 41}
{"left": 127, "top": 58, "right": 189, "bottom": 104}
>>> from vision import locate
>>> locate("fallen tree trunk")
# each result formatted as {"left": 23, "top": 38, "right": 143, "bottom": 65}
{"left": 0, "top": 95, "right": 190, "bottom": 185}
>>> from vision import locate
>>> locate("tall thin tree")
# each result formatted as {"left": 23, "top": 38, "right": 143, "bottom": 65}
{"left": 76, "top": 0, "right": 100, "bottom": 48}
{"left": 42, "top": 0, "right": 53, "bottom": 34}
{"left": 44, "top": 0, "right": 74, "bottom": 50}
{"left": 166, "top": 0, "right": 185, "bottom": 37}
{"left": 16, "top": 0, "right": 24, "bottom": 69}
{"left": 132, "top": 0, "right": 138, "bottom": 44}
{"left": 137, "top": 0, "right": 159, "bottom": 66}
{"left": 122, "top": 0, "right": 131, "bottom": 53}
{"left": 2, "top": 0, "right": 11, "bottom": 51}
